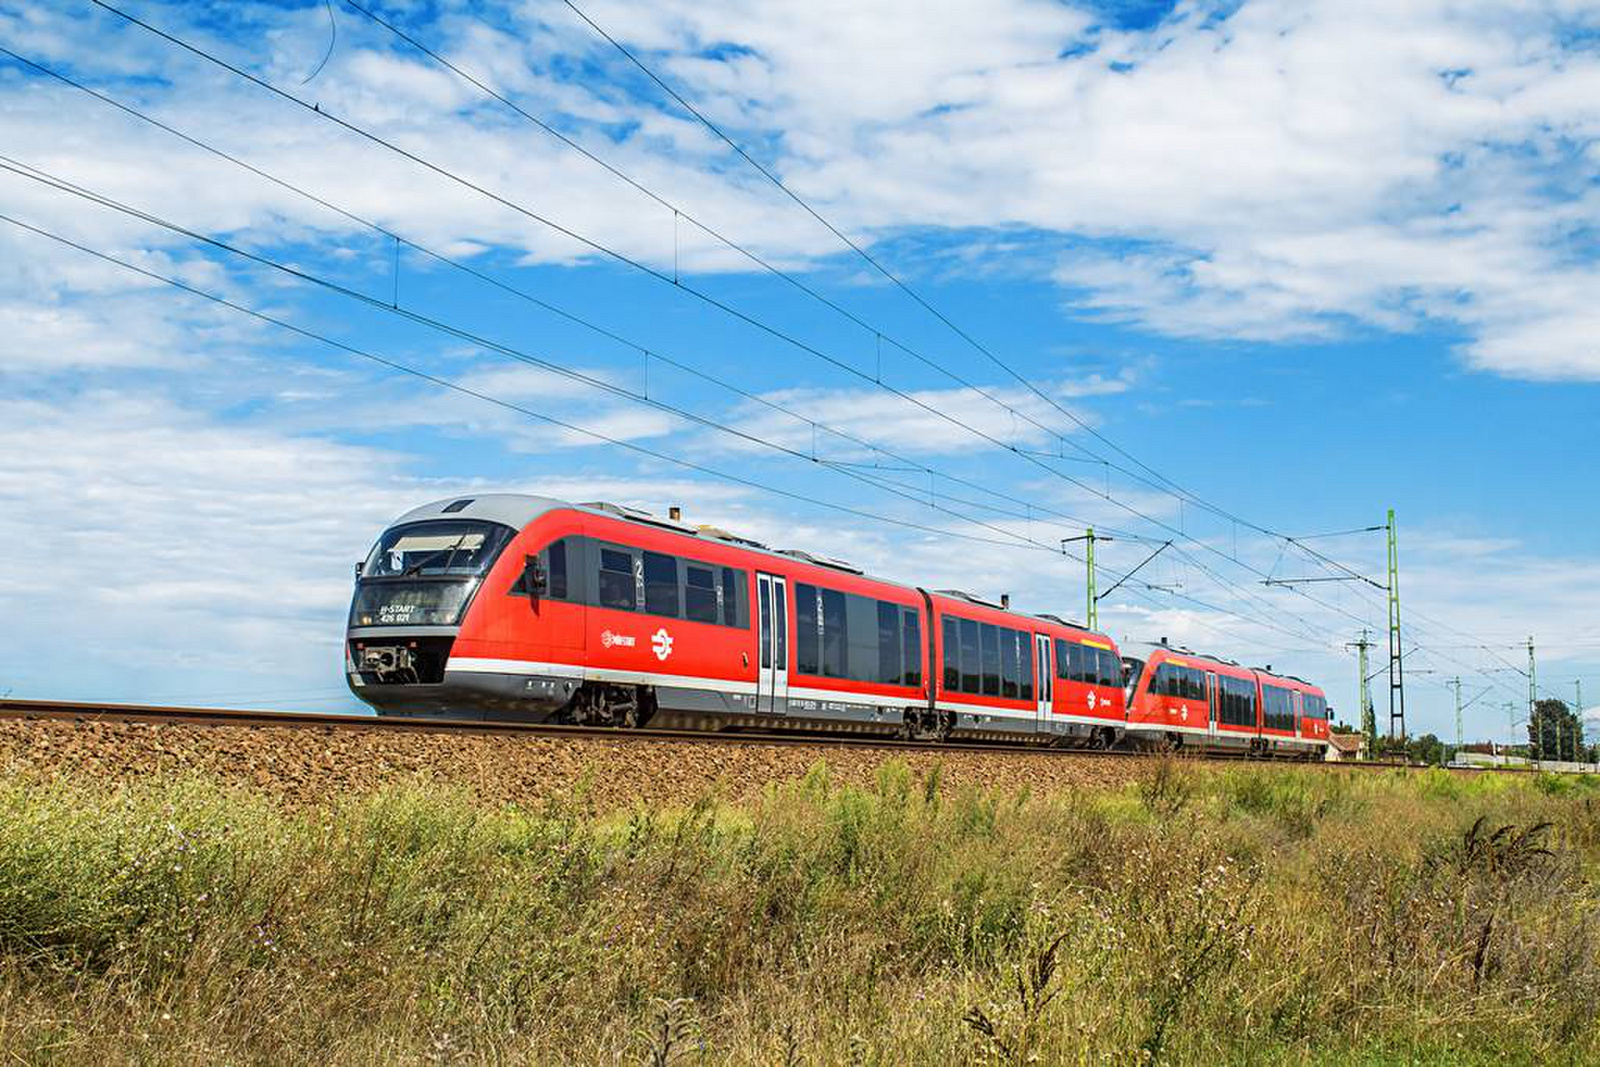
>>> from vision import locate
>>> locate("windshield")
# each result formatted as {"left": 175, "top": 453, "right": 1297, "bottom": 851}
{"left": 362, "top": 520, "right": 514, "bottom": 579}
{"left": 351, "top": 581, "right": 475, "bottom": 627}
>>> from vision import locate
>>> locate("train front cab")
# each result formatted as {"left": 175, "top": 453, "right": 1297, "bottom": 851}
{"left": 346, "top": 495, "right": 593, "bottom": 718}
{"left": 1124, "top": 648, "right": 1264, "bottom": 754}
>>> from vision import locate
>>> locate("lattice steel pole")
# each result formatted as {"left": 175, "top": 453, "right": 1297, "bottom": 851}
{"left": 1086, "top": 527, "right": 1098, "bottom": 631}
{"left": 1576, "top": 679, "right": 1585, "bottom": 763}
{"left": 1449, "top": 676, "right": 1463, "bottom": 757}
{"left": 1386, "top": 509, "right": 1405, "bottom": 740}
{"left": 1528, "top": 637, "right": 1539, "bottom": 766}
{"left": 1349, "top": 630, "right": 1376, "bottom": 760}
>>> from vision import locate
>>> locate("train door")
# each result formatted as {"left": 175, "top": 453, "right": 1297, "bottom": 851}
{"left": 756, "top": 573, "right": 788, "bottom": 715}
{"left": 1207, "top": 671, "right": 1219, "bottom": 740}
{"left": 1034, "top": 634, "right": 1053, "bottom": 733}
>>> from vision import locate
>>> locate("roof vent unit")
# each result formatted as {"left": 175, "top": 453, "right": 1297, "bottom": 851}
{"left": 936, "top": 589, "right": 1005, "bottom": 610}
{"left": 441, "top": 498, "right": 474, "bottom": 513}
{"left": 695, "top": 525, "right": 768, "bottom": 550}
{"left": 1034, "top": 612, "right": 1089, "bottom": 630}
{"left": 580, "top": 501, "right": 697, "bottom": 534}
{"left": 779, "top": 548, "right": 863, "bottom": 575}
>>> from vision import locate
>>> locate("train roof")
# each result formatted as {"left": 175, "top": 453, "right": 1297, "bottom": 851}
{"left": 1145, "top": 643, "right": 1325, "bottom": 690}
{"left": 384, "top": 494, "right": 1118, "bottom": 644}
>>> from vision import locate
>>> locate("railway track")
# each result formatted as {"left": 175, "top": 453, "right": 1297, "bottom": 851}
{"left": 0, "top": 697, "right": 1450, "bottom": 771}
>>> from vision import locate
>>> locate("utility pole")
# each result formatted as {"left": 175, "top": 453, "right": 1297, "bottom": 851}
{"left": 1576, "top": 679, "right": 1585, "bottom": 763}
{"left": 1347, "top": 630, "right": 1377, "bottom": 759}
{"left": 1061, "top": 529, "right": 1112, "bottom": 631}
{"left": 1503, "top": 701, "right": 1517, "bottom": 760}
{"left": 1449, "top": 676, "right": 1463, "bottom": 757}
{"left": 1527, "top": 636, "right": 1538, "bottom": 765}
{"left": 1386, "top": 509, "right": 1405, "bottom": 741}
{"left": 1086, "top": 527, "right": 1098, "bottom": 631}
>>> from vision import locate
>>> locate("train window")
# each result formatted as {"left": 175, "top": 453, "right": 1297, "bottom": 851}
{"left": 960, "top": 619, "right": 981, "bottom": 694}
{"left": 508, "top": 537, "right": 569, "bottom": 598}
{"left": 903, "top": 611, "right": 922, "bottom": 688}
{"left": 685, "top": 565, "right": 718, "bottom": 623}
{"left": 820, "top": 587, "right": 848, "bottom": 678}
{"left": 1263, "top": 685, "right": 1295, "bottom": 731}
{"left": 1302, "top": 693, "right": 1326, "bottom": 720}
{"left": 980, "top": 624, "right": 1001, "bottom": 697}
{"left": 772, "top": 581, "right": 784, "bottom": 662}
{"left": 721, "top": 567, "right": 744, "bottom": 628}
{"left": 1188, "top": 667, "right": 1206, "bottom": 701}
{"left": 1020, "top": 632, "right": 1035, "bottom": 701}
{"left": 1024, "top": 633, "right": 1036, "bottom": 700}
{"left": 1098, "top": 649, "right": 1119, "bottom": 689}
{"left": 643, "top": 552, "right": 679, "bottom": 617}
{"left": 547, "top": 539, "right": 569, "bottom": 599}
{"left": 843, "top": 594, "right": 876, "bottom": 683}
{"left": 1218, "top": 676, "right": 1257, "bottom": 727}
{"left": 942, "top": 617, "right": 959, "bottom": 690}
{"left": 598, "top": 548, "right": 637, "bottom": 611}
{"left": 758, "top": 579, "right": 772, "bottom": 668}
{"left": 1000, "top": 628, "right": 1020, "bottom": 699}
{"left": 796, "top": 583, "right": 820, "bottom": 675}
{"left": 877, "top": 601, "right": 901, "bottom": 685}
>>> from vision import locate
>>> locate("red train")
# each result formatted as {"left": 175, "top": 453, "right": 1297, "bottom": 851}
{"left": 1121, "top": 645, "right": 1330, "bottom": 758}
{"left": 345, "top": 495, "right": 1329, "bottom": 756}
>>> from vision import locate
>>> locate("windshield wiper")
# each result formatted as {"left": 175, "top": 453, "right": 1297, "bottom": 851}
{"left": 401, "top": 534, "right": 470, "bottom": 577}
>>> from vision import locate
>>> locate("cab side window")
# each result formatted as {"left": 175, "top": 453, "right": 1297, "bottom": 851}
{"left": 598, "top": 548, "right": 637, "bottom": 611}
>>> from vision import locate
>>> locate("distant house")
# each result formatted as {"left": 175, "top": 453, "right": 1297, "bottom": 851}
{"left": 1326, "top": 732, "right": 1366, "bottom": 762}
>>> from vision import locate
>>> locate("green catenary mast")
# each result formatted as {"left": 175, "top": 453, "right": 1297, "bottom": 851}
{"left": 1450, "top": 676, "right": 1463, "bottom": 757}
{"left": 1350, "top": 629, "right": 1377, "bottom": 759}
{"left": 1386, "top": 509, "right": 1405, "bottom": 740}
{"left": 1527, "top": 637, "right": 1538, "bottom": 764}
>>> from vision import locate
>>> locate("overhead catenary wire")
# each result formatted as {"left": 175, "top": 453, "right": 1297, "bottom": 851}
{"left": 80, "top": 0, "right": 1390, "bottom": 652}
{"left": 0, "top": 44, "right": 1136, "bottom": 545}
{"left": 355, "top": 0, "right": 1395, "bottom": 635}
{"left": 65, "top": 5, "right": 1547, "bottom": 714}
{"left": 5, "top": 9, "right": 1562, "bottom": 733}
{"left": 0, "top": 208, "right": 1084, "bottom": 557}
{"left": 545, "top": 0, "right": 1557, "bottom": 675}
{"left": 0, "top": 41, "right": 1357, "bottom": 657}
{"left": 551, "top": 0, "right": 1398, "bottom": 567}
{"left": 0, "top": 199, "right": 1339, "bottom": 654}
{"left": 11, "top": 153, "right": 1332, "bottom": 651}
{"left": 0, "top": 158, "right": 1087, "bottom": 560}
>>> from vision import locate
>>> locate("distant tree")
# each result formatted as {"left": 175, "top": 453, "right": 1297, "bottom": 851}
{"left": 1370, "top": 733, "right": 1446, "bottom": 765}
{"left": 1528, "top": 699, "right": 1579, "bottom": 761}
{"left": 1408, "top": 733, "right": 1446, "bottom": 766}
{"left": 1331, "top": 719, "right": 1357, "bottom": 735}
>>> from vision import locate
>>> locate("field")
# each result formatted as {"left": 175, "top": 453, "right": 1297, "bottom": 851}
{"left": 1, "top": 755, "right": 1597, "bottom": 1064}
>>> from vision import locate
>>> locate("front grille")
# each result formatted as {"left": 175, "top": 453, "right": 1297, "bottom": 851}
{"left": 348, "top": 635, "right": 454, "bottom": 684}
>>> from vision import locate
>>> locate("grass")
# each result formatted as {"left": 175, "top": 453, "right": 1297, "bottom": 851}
{"left": 0, "top": 759, "right": 1597, "bottom": 1064}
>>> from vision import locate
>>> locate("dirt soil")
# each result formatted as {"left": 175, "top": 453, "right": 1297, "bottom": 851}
{"left": 0, "top": 717, "right": 1163, "bottom": 809}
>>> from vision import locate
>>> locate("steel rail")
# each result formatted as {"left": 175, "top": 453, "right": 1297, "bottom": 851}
{"left": 0, "top": 698, "right": 1491, "bottom": 772}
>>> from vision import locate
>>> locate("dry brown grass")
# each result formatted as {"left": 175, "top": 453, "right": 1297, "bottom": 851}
{"left": 0, "top": 758, "right": 1595, "bottom": 1064}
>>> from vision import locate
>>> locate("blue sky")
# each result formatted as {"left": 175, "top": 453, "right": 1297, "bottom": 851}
{"left": 1, "top": 0, "right": 1597, "bottom": 740}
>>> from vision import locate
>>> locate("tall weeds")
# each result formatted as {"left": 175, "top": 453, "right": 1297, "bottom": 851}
{"left": 0, "top": 764, "right": 1594, "bottom": 1063}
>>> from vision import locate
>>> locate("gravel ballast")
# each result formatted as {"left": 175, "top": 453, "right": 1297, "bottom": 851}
{"left": 0, "top": 717, "right": 1157, "bottom": 808}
